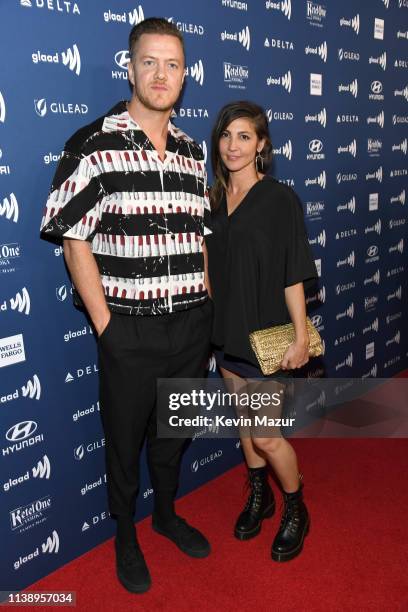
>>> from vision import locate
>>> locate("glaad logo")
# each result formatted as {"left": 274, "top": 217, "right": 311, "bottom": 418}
{"left": 223, "top": 63, "right": 249, "bottom": 89}
{"left": 21, "top": 375, "right": 41, "bottom": 400}
{"left": 14, "top": 531, "right": 60, "bottom": 571}
{"left": 305, "top": 41, "right": 328, "bottom": 62}
{"left": 0, "top": 193, "right": 19, "bottom": 223}
{"left": 385, "top": 331, "right": 401, "bottom": 347}
{"left": 338, "top": 79, "right": 358, "bottom": 98}
{"left": 387, "top": 286, "right": 402, "bottom": 302}
{"left": 34, "top": 98, "right": 88, "bottom": 117}
{"left": 265, "top": 0, "right": 292, "bottom": 20}
{"left": 273, "top": 140, "right": 293, "bottom": 160}
{"left": 382, "top": 0, "right": 390, "bottom": 8}
{"left": 267, "top": 70, "right": 292, "bottom": 93}
{"left": 103, "top": 5, "right": 144, "bottom": 25}
{"left": 363, "top": 318, "right": 379, "bottom": 335}
{"left": 7, "top": 287, "right": 31, "bottom": 315}
{"left": 336, "top": 303, "right": 354, "bottom": 321}
{"left": 305, "top": 171, "right": 326, "bottom": 189}
{"left": 397, "top": 30, "right": 408, "bottom": 39}
{"left": 366, "top": 167, "right": 383, "bottom": 183}
{"left": 364, "top": 270, "right": 381, "bottom": 286}
{"left": 305, "top": 286, "right": 325, "bottom": 305}
{"left": 390, "top": 189, "right": 406, "bottom": 205}
{"left": 335, "top": 352, "right": 353, "bottom": 371}
{"left": 338, "top": 48, "right": 360, "bottom": 62}
{"left": 191, "top": 450, "right": 223, "bottom": 472}
{"left": 339, "top": 14, "right": 360, "bottom": 35}
{"left": 337, "top": 139, "right": 357, "bottom": 157}
{"left": 392, "top": 139, "right": 408, "bottom": 155}
{"left": 370, "top": 80, "right": 384, "bottom": 101}
{"left": 3, "top": 456, "right": 51, "bottom": 493}
{"left": 336, "top": 251, "right": 355, "bottom": 268}
{"left": 220, "top": 26, "right": 251, "bottom": 50}
{"left": 32, "top": 45, "right": 81, "bottom": 76}
{"left": 308, "top": 229, "right": 326, "bottom": 248}
{"left": 399, "top": 0, "right": 408, "bottom": 7}
{"left": 362, "top": 364, "right": 378, "bottom": 378}
{"left": 306, "top": 1, "right": 326, "bottom": 27}
{"left": 305, "top": 108, "right": 326, "bottom": 127}
{"left": 365, "top": 219, "right": 382, "bottom": 235}
{"left": 20, "top": 0, "right": 80, "bottom": 15}
{"left": 389, "top": 238, "right": 404, "bottom": 254}
{"left": 368, "top": 52, "right": 387, "bottom": 71}
{"left": 0, "top": 91, "right": 5, "bottom": 123}
{"left": 185, "top": 60, "right": 204, "bottom": 86}
{"left": 337, "top": 196, "right": 356, "bottom": 214}
{"left": 393, "top": 86, "right": 408, "bottom": 102}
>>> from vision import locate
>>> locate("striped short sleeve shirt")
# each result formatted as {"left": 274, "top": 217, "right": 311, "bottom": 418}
{"left": 40, "top": 100, "right": 212, "bottom": 316}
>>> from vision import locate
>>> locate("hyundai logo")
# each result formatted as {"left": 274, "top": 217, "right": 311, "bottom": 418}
{"left": 311, "top": 314, "right": 322, "bottom": 327}
{"left": 309, "top": 139, "right": 323, "bottom": 153}
{"left": 371, "top": 81, "right": 383, "bottom": 94}
{"left": 6, "top": 420, "right": 37, "bottom": 442}
{"left": 367, "top": 245, "right": 379, "bottom": 257}
{"left": 114, "top": 50, "right": 130, "bottom": 70}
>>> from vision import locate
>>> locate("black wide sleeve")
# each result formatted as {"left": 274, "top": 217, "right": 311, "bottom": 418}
{"left": 283, "top": 188, "right": 318, "bottom": 288}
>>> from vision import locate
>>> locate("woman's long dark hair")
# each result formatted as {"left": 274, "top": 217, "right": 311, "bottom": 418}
{"left": 210, "top": 100, "right": 272, "bottom": 210}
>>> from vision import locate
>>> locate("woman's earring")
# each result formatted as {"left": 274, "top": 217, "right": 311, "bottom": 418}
{"left": 256, "top": 152, "right": 263, "bottom": 171}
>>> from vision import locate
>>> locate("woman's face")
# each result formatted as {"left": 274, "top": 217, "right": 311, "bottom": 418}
{"left": 218, "top": 117, "right": 265, "bottom": 174}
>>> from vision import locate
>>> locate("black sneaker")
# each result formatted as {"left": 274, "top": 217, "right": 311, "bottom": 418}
{"left": 115, "top": 538, "right": 151, "bottom": 593}
{"left": 152, "top": 515, "right": 211, "bottom": 558}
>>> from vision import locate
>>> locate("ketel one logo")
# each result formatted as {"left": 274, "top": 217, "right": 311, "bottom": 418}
{"left": 337, "top": 139, "right": 357, "bottom": 157}
{"left": 8, "top": 287, "right": 31, "bottom": 315}
{"left": 6, "top": 420, "right": 37, "bottom": 442}
{"left": 265, "top": 0, "right": 292, "bottom": 20}
{"left": 0, "top": 193, "right": 19, "bottom": 223}
{"left": 185, "top": 60, "right": 204, "bottom": 86}
{"left": 0, "top": 90, "right": 5, "bottom": 123}
{"left": 339, "top": 13, "right": 360, "bottom": 35}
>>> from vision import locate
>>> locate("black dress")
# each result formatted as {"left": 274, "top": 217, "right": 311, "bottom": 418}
{"left": 205, "top": 175, "right": 318, "bottom": 370}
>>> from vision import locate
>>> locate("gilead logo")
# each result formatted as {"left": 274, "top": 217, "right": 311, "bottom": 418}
{"left": 191, "top": 450, "right": 223, "bottom": 472}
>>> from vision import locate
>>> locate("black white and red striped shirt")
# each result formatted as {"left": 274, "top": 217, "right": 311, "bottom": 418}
{"left": 40, "top": 100, "right": 212, "bottom": 315}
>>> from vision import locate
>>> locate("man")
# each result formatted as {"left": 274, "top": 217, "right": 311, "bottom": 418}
{"left": 40, "top": 18, "right": 212, "bottom": 594}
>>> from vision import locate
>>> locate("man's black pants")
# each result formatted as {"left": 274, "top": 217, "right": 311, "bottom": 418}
{"left": 97, "top": 300, "right": 213, "bottom": 517}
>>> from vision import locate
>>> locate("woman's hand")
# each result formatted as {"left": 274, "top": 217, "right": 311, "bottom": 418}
{"left": 281, "top": 340, "right": 310, "bottom": 370}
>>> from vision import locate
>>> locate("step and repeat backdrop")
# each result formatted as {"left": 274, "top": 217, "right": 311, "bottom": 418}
{"left": 1, "top": 0, "right": 407, "bottom": 592}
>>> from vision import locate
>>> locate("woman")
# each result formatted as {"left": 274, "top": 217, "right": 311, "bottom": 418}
{"left": 205, "top": 101, "right": 318, "bottom": 561}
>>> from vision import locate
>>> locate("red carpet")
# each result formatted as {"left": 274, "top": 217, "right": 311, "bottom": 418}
{"left": 26, "top": 439, "right": 408, "bottom": 612}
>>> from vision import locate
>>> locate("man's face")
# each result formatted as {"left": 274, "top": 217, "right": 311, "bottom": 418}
{"left": 128, "top": 33, "right": 185, "bottom": 112}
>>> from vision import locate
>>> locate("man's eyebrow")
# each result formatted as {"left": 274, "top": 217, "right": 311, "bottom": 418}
{"left": 140, "top": 55, "right": 181, "bottom": 62}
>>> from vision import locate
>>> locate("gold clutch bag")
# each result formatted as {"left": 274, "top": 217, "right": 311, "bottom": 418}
{"left": 249, "top": 317, "right": 323, "bottom": 376}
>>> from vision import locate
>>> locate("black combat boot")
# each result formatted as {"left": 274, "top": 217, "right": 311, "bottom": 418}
{"left": 234, "top": 466, "right": 275, "bottom": 541}
{"left": 271, "top": 483, "right": 310, "bottom": 561}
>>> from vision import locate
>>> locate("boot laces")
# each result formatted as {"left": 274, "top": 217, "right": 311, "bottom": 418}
{"left": 243, "top": 474, "right": 264, "bottom": 511}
